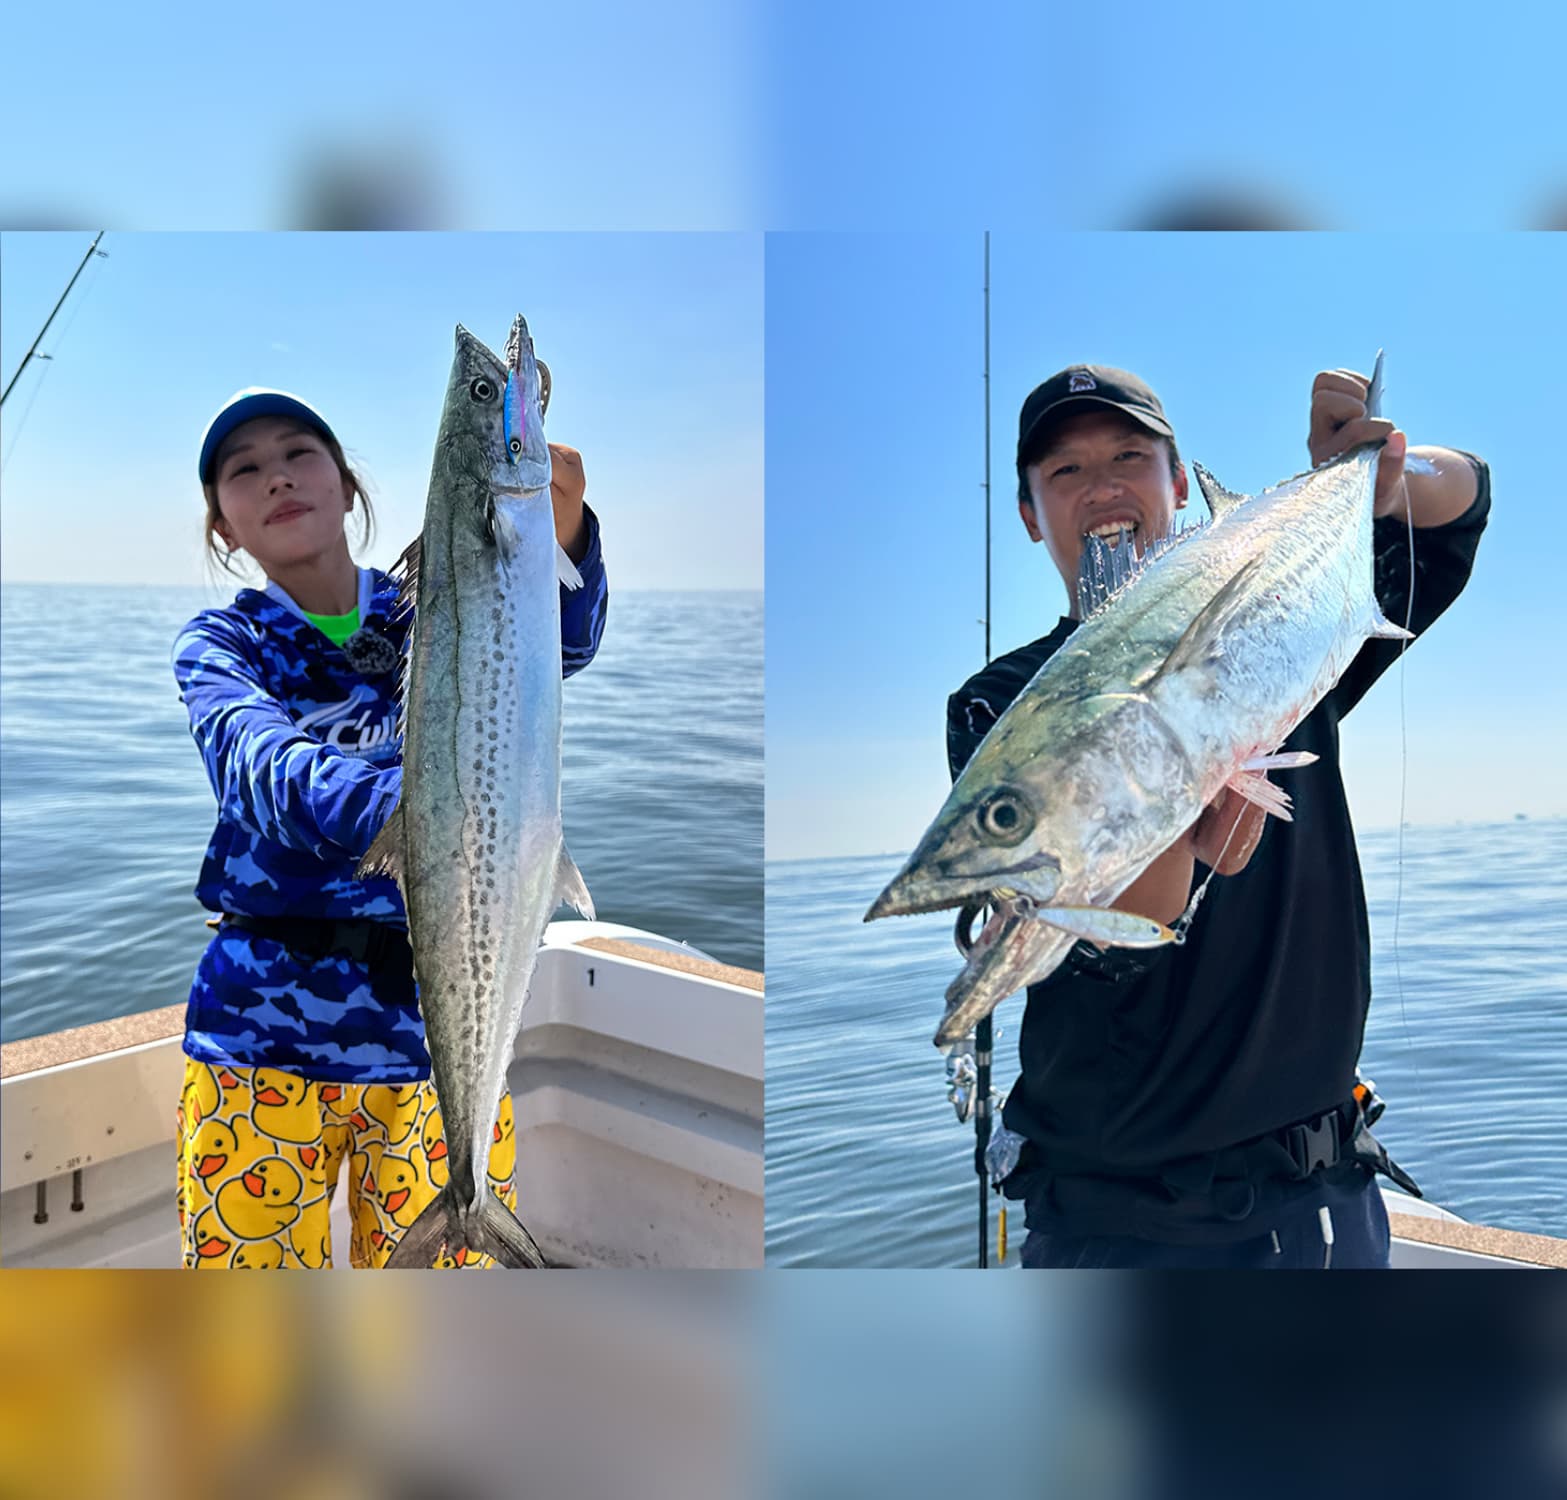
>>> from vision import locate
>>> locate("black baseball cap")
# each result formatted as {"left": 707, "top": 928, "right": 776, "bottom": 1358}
{"left": 1016, "top": 365, "right": 1174, "bottom": 475}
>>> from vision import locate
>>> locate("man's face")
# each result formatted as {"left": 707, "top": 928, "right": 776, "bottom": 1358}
{"left": 1020, "top": 408, "right": 1188, "bottom": 614}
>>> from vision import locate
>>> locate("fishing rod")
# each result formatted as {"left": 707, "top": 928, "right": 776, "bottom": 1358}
{"left": 973, "top": 231, "right": 994, "bottom": 1268}
{"left": 0, "top": 231, "right": 107, "bottom": 408}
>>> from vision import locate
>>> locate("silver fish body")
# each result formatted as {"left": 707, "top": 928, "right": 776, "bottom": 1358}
{"left": 869, "top": 427, "right": 1408, "bottom": 1048}
{"left": 365, "top": 315, "right": 591, "bottom": 1267}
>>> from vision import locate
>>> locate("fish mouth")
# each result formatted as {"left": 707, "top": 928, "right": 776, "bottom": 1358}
{"left": 865, "top": 853, "right": 1060, "bottom": 922}
{"left": 934, "top": 901, "right": 1076, "bottom": 1048}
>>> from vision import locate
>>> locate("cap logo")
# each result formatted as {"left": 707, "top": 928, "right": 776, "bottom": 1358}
{"left": 1068, "top": 372, "right": 1096, "bottom": 393}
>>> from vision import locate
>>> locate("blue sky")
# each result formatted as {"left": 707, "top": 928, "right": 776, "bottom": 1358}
{"left": 7, "top": 5, "right": 1562, "bottom": 234}
{"left": 758, "top": 3, "right": 1567, "bottom": 232}
{"left": 0, "top": 4, "right": 758, "bottom": 229}
{"left": 766, "top": 232, "right": 1567, "bottom": 858}
{"left": 1, "top": 233, "right": 762, "bottom": 592}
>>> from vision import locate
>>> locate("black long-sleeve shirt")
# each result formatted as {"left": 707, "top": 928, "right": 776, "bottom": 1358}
{"left": 945, "top": 459, "right": 1490, "bottom": 1238}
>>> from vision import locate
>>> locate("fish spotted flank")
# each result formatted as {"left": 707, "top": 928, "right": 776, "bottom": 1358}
{"left": 364, "top": 316, "right": 594, "bottom": 1269}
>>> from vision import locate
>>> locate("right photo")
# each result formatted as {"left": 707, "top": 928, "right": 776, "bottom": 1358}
{"left": 765, "top": 231, "right": 1567, "bottom": 1269}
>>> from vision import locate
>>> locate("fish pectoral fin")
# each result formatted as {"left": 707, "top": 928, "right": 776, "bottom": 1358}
{"left": 357, "top": 805, "right": 407, "bottom": 886}
{"left": 1141, "top": 555, "right": 1264, "bottom": 689}
{"left": 555, "top": 843, "right": 595, "bottom": 920}
{"left": 556, "top": 542, "right": 584, "bottom": 591}
{"left": 1227, "top": 769, "right": 1295, "bottom": 822}
{"left": 1029, "top": 905, "right": 1178, "bottom": 949}
{"left": 1368, "top": 613, "right": 1415, "bottom": 641}
{"left": 1241, "top": 751, "right": 1319, "bottom": 773}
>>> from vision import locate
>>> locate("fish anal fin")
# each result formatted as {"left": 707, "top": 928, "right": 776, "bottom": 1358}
{"left": 1227, "top": 769, "right": 1294, "bottom": 822}
{"left": 357, "top": 804, "right": 407, "bottom": 886}
{"left": 1141, "top": 555, "right": 1264, "bottom": 688}
{"left": 555, "top": 843, "right": 594, "bottom": 919}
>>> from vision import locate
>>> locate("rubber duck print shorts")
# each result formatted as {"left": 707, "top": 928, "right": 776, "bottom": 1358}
{"left": 176, "top": 1059, "right": 519, "bottom": 1269}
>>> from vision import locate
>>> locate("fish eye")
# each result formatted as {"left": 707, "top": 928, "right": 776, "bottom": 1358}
{"left": 976, "top": 789, "right": 1033, "bottom": 845}
{"left": 470, "top": 378, "right": 496, "bottom": 402}
{"left": 509, "top": 437, "right": 522, "bottom": 455}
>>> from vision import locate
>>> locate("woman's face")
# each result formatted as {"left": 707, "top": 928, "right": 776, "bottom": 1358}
{"left": 212, "top": 416, "right": 352, "bottom": 574}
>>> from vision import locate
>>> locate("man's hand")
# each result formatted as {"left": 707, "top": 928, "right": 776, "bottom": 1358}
{"left": 1111, "top": 785, "right": 1266, "bottom": 931}
{"left": 1308, "top": 368, "right": 1409, "bottom": 519}
{"left": 1186, "top": 786, "right": 1267, "bottom": 875}
{"left": 549, "top": 442, "right": 591, "bottom": 563}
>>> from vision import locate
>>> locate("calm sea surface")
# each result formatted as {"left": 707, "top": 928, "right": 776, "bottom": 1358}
{"left": 766, "top": 821, "right": 1567, "bottom": 1265}
{"left": 0, "top": 583, "right": 761, "bottom": 1043}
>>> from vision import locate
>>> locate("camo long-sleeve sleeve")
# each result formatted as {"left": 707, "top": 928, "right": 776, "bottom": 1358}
{"left": 173, "top": 615, "right": 402, "bottom": 864}
{"left": 561, "top": 503, "right": 608, "bottom": 678}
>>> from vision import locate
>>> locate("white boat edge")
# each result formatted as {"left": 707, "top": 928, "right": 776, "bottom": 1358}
{"left": 0, "top": 919, "right": 763, "bottom": 1270}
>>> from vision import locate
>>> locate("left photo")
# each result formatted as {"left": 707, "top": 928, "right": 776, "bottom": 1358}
{"left": 0, "top": 231, "right": 763, "bottom": 1269}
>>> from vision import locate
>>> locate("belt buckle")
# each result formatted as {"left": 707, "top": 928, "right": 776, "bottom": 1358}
{"left": 1287, "top": 1113, "right": 1339, "bottom": 1178}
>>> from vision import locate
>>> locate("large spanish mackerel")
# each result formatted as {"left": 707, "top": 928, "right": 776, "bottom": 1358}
{"left": 867, "top": 352, "right": 1411, "bottom": 1048}
{"left": 362, "top": 316, "right": 591, "bottom": 1268}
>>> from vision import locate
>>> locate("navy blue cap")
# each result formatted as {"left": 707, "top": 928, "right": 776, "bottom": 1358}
{"left": 199, "top": 388, "right": 337, "bottom": 482}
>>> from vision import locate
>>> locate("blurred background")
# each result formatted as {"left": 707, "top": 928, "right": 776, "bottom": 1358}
{"left": 1, "top": 1274, "right": 1562, "bottom": 1499}
{"left": 6, "top": 2, "right": 1567, "bottom": 232}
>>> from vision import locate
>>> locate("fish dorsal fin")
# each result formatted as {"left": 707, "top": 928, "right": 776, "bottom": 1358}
{"left": 1191, "top": 463, "right": 1250, "bottom": 520}
{"left": 389, "top": 534, "right": 422, "bottom": 623}
{"left": 1140, "top": 554, "right": 1263, "bottom": 689}
{"left": 1079, "top": 521, "right": 1203, "bottom": 621}
{"left": 385, "top": 535, "right": 423, "bottom": 745}
{"left": 357, "top": 803, "right": 407, "bottom": 889}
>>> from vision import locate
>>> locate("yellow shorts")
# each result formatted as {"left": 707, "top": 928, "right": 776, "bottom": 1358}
{"left": 176, "top": 1060, "right": 518, "bottom": 1269}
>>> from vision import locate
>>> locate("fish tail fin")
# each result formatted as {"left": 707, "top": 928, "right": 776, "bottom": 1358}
{"left": 1369, "top": 613, "right": 1414, "bottom": 642}
{"left": 469, "top": 1191, "right": 550, "bottom": 1269}
{"left": 383, "top": 1189, "right": 458, "bottom": 1269}
{"left": 555, "top": 843, "right": 595, "bottom": 919}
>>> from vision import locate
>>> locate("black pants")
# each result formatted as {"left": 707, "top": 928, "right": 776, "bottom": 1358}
{"left": 1020, "top": 1167, "right": 1390, "bottom": 1269}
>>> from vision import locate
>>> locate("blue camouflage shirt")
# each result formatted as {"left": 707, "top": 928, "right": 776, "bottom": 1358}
{"left": 174, "top": 508, "right": 607, "bottom": 1082}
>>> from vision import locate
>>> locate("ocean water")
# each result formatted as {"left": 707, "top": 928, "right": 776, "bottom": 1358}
{"left": 0, "top": 583, "right": 761, "bottom": 1044}
{"left": 766, "top": 820, "right": 1567, "bottom": 1265}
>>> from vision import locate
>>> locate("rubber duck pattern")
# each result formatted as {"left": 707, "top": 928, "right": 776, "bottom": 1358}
{"left": 177, "top": 1059, "right": 518, "bottom": 1269}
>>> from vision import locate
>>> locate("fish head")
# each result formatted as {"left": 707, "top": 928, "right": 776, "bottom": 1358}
{"left": 865, "top": 774, "right": 1071, "bottom": 924}
{"left": 444, "top": 320, "right": 551, "bottom": 506}
{"left": 869, "top": 697, "right": 1165, "bottom": 1047}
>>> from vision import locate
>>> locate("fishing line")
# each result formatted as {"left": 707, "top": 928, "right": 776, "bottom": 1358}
{"left": 1390, "top": 458, "right": 1433, "bottom": 1191}
{"left": 0, "top": 248, "right": 107, "bottom": 475}
{"left": 0, "top": 359, "right": 55, "bottom": 475}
